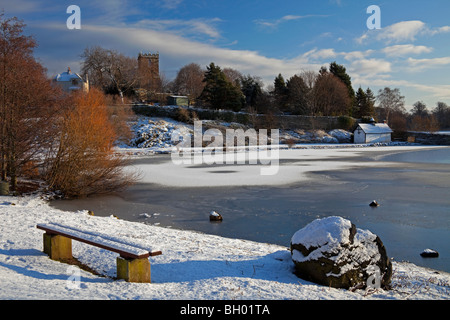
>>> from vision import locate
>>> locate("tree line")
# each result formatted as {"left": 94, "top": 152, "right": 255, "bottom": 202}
{"left": 0, "top": 14, "right": 135, "bottom": 196}
{"left": 171, "top": 61, "right": 449, "bottom": 132}
{"left": 79, "top": 46, "right": 450, "bottom": 132}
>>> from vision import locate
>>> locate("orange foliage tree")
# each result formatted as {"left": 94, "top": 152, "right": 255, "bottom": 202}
{"left": 0, "top": 13, "right": 61, "bottom": 191}
{"left": 44, "top": 88, "right": 136, "bottom": 197}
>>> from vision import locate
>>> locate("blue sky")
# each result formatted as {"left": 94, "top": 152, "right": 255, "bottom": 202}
{"left": 2, "top": 0, "right": 450, "bottom": 110}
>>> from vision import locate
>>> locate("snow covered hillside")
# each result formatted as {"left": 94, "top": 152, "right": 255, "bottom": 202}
{"left": 124, "top": 116, "right": 355, "bottom": 153}
{"left": 0, "top": 195, "right": 448, "bottom": 300}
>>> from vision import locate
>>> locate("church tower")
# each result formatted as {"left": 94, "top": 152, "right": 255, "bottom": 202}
{"left": 138, "top": 52, "right": 160, "bottom": 92}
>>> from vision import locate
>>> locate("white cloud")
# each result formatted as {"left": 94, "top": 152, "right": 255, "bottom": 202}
{"left": 407, "top": 57, "right": 450, "bottom": 71}
{"left": 342, "top": 50, "right": 374, "bottom": 61}
{"left": 135, "top": 18, "right": 222, "bottom": 39}
{"left": 254, "top": 14, "right": 328, "bottom": 29}
{"left": 301, "top": 49, "right": 375, "bottom": 64}
{"left": 357, "top": 20, "right": 426, "bottom": 44}
{"left": 356, "top": 20, "right": 450, "bottom": 45}
{"left": 382, "top": 44, "right": 433, "bottom": 57}
{"left": 159, "top": 0, "right": 184, "bottom": 9}
{"left": 427, "top": 25, "right": 450, "bottom": 36}
{"left": 302, "top": 48, "right": 337, "bottom": 61}
{"left": 350, "top": 59, "right": 391, "bottom": 76}
{"left": 378, "top": 21, "right": 426, "bottom": 43}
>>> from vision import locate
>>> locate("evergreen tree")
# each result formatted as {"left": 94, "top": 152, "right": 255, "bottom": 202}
{"left": 273, "top": 73, "right": 288, "bottom": 112}
{"left": 329, "top": 62, "right": 355, "bottom": 115}
{"left": 354, "top": 87, "right": 367, "bottom": 119}
{"left": 199, "top": 63, "right": 244, "bottom": 112}
{"left": 364, "top": 88, "right": 376, "bottom": 116}
{"left": 240, "top": 75, "right": 263, "bottom": 109}
{"left": 354, "top": 87, "right": 376, "bottom": 119}
{"left": 286, "top": 74, "right": 309, "bottom": 115}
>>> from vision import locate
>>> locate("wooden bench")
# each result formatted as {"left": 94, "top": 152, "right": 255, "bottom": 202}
{"left": 36, "top": 223, "right": 162, "bottom": 283}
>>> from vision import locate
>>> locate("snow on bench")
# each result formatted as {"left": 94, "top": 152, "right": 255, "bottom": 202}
{"left": 36, "top": 223, "right": 162, "bottom": 259}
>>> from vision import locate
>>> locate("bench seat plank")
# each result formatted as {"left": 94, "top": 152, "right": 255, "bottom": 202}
{"left": 37, "top": 223, "right": 161, "bottom": 259}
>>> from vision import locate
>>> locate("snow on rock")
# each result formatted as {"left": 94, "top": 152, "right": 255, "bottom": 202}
{"left": 291, "top": 216, "right": 354, "bottom": 250}
{"left": 290, "top": 216, "right": 392, "bottom": 289}
{"left": 1, "top": 195, "right": 449, "bottom": 300}
{"left": 130, "top": 118, "right": 193, "bottom": 149}
{"left": 420, "top": 248, "right": 439, "bottom": 258}
{"left": 328, "top": 129, "right": 353, "bottom": 143}
{"left": 209, "top": 210, "right": 223, "bottom": 221}
{"left": 282, "top": 129, "right": 339, "bottom": 144}
{"left": 128, "top": 116, "right": 359, "bottom": 150}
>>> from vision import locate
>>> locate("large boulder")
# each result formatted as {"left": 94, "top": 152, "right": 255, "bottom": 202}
{"left": 290, "top": 216, "right": 392, "bottom": 289}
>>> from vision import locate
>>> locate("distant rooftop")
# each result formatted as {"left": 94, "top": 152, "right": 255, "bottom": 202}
{"left": 54, "top": 67, "right": 84, "bottom": 82}
{"left": 357, "top": 123, "right": 393, "bottom": 134}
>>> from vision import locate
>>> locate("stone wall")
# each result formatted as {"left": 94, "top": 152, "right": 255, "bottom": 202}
{"left": 406, "top": 132, "right": 450, "bottom": 145}
{"left": 276, "top": 115, "right": 339, "bottom": 130}
{"left": 132, "top": 104, "right": 342, "bottom": 130}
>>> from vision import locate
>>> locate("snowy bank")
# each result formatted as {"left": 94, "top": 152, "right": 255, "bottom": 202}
{"left": 0, "top": 195, "right": 449, "bottom": 300}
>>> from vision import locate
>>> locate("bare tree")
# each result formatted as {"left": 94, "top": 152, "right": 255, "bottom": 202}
{"left": 298, "top": 70, "right": 318, "bottom": 90}
{"left": 433, "top": 102, "right": 450, "bottom": 130}
{"left": 81, "top": 46, "right": 137, "bottom": 102}
{"left": 223, "top": 67, "right": 243, "bottom": 87}
{"left": 172, "top": 63, "right": 205, "bottom": 103}
{"left": 376, "top": 87, "right": 406, "bottom": 126}
{"left": 311, "top": 72, "right": 350, "bottom": 116}
{"left": 409, "top": 101, "right": 439, "bottom": 132}
{"left": 411, "top": 101, "right": 428, "bottom": 117}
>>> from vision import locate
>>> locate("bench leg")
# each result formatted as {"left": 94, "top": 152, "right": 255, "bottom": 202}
{"left": 43, "top": 233, "right": 73, "bottom": 261}
{"left": 117, "top": 257, "right": 151, "bottom": 283}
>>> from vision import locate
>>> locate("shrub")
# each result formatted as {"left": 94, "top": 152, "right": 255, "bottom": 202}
{"left": 44, "top": 89, "right": 137, "bottom": 198}
{"left": 337, "top": 115, "right": 356, "bottom": 130}
{"left": 175, "top": 107, "right": 191, "bottom": 123}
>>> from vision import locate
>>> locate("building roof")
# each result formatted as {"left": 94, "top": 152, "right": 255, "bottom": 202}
{"left": 356, "top": 123, "right": 393, "bottom": 134}
{"left": 54, "top": 67, "right": 84, "bottom": 82}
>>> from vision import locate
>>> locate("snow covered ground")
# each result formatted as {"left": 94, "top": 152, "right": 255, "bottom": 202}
{"left": 0, "top": 195, "right": 449, "bottom": 300}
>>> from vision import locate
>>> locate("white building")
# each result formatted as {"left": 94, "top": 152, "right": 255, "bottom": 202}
{"left": 52, "top": 67, "right": 89, "bottom": 93}
{"left": 354, "top": 119, "right": 392, "bottom": 144}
